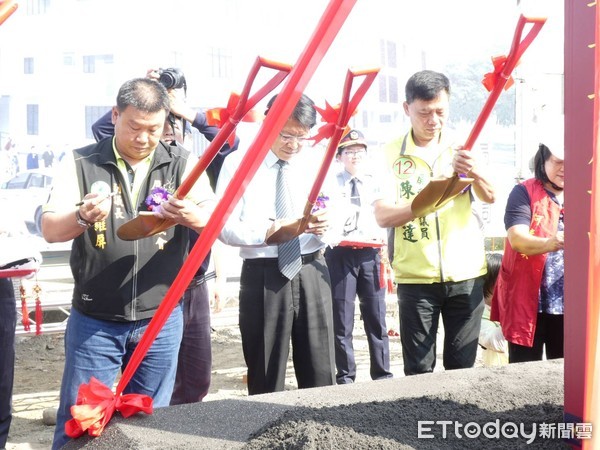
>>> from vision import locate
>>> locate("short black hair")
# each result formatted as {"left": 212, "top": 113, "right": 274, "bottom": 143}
{"left": 116, "top": 78, "right": 170, "bottom": 115}
{"left": 405, "top": 70, "right": 450, "bottom": 104}
{"left": 533, "top": 143, "right": 563, "bottom": 191}
{"left": 264, "top": 93, "right": 317, "bottom": 129}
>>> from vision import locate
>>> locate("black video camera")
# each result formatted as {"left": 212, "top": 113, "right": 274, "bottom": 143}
{"left": 158, "top": 67, "right": 186, "bottom": 90}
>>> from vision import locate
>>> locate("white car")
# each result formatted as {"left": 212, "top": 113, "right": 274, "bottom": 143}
{"left": 0, "top": 168, "right": 53, "bottom": 235}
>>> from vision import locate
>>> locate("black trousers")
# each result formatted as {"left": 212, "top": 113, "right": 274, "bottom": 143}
{"left": 239, "top": 252, "right": 335, "bottom": 395}
{"left": 0, "top": 279, "right": 16, "bottom": 449}
{"left": 396, "top": 277, "right": 485, "bottom": 375}
{"left": 170, "top": 278, "right": 212, "bottom": 405}
{"left": 325, "top": 246, "right": 392, "bottom": 383}
{"left": 508, "top": 312, "right": 564, "bottom": 363}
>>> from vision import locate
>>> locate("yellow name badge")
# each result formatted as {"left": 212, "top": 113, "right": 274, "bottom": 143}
{"left": 393, "top": 156, "right": 430, "bottom": 198}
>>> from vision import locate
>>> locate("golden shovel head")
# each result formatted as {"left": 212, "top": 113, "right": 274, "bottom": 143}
{"left": 117, "top": 212, "right": 176, "bottom": 241}
{"left": 265, "top": 217, "right": 309, "bottom": 245}
{"left": 411, "top": 175, "right": 473, "bottom": 218}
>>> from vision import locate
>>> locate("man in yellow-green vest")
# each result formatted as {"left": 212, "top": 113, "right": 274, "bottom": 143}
{"left": 374, "top": 70, "right": 496, "bottom": 375}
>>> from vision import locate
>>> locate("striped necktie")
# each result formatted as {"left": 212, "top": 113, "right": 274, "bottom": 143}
{"left": 275, "top": 160, "right": 302, "bottom": 279}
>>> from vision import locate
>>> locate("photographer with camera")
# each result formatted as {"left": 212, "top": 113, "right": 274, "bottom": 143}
{"left": 91, "top": 67, "right": 240, "bottom": 406}
{"left": 92, "top": 67, "right": 239, "bottom": 190}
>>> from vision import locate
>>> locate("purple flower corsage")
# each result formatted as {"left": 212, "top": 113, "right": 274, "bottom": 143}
{"left": 145, "top": 186, "right": 171, "bottom": 211}
{"left": 311, "top": 193, "right": 329, "bottom": 213}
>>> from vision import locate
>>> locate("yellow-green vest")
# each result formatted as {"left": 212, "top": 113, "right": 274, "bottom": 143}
{"left": 384, "top": 132, "right": 486, "bottom": 284}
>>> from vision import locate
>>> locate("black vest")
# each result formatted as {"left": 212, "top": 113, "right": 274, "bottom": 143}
{"left": 69, "top": 138, "right": 190, "bottom": 321}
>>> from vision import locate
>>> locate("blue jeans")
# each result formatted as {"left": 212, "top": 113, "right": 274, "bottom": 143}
{"left": 0, "top": 279, "right": 16, "bottom": 449}
{"left": 52, "top": 305, "right": 183, "bottom": 450}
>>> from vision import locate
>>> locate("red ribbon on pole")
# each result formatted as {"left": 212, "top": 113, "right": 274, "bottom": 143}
{"left": 481, "top": 55, "right": 515, "bottom": 93}
{"left": 311, "top": 101, "right": 352, "bottom": 145}
{"left": 117, "top": 56, "right": 292, "bottom": 241}
{"left": 67, "top": 0, "right": 358, "bottom": 439}
{"left": 205, "top": 91, "right": 264, "bottom": 148}
{"left": 305, "top": 67, "right": 379, "bottom": 212}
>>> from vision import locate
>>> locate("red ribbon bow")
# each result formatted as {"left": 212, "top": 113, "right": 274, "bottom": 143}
{"left": 205, "top": 92, "right": 263, "bottom": 148}
{"left": 482, "top": 55, "right": 516, "bottom": 93}
{"left": 312, "top": 101, "right": 353, "bottom": 145}
{"left": 65, "top": 377, "right": 153, "bottom": 439}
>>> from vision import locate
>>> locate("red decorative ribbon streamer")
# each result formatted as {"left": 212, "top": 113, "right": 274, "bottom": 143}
{"left": 34, "top": 284, "right": 42, "bottom": 335}
{"left": 379, "top": 259, "right": 386, "bottom": 290}
{"left": 481, "top": 55, "right": 515, "bottom": 93}
{"left": 65, "top": 377, "right": 153, "bottom": 439}
{"left": 311, "top": 101, "right": 352, "bottom": 145}
{"left": 205, "top": 92, "right": 264, "bottom": 148}
{"left": 66, "top": 0, "right": 358, "bottom": 439}
{"left": 19, "top": 284, "right": 30, "bottom": 332}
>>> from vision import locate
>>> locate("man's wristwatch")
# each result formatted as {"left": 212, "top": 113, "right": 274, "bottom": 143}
{"left": 75, "top": 210, "right": 93, "bottom": 228}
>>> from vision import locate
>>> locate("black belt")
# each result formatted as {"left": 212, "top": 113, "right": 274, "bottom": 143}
{"left": 186, "top": 271, "right": 217, "bottom": 289}
{"left": 244, "top": 250, "right": 323, "bottom": 265}
{"left": 326, "top": 245, "right": 378, "bottom": 254}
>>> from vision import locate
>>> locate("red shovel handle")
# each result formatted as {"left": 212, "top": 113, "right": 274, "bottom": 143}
{"left": 0, "top": 0, "right": 18, "bottom": 26}
{"left": 115, "top": 0, "right": 356, "bottom": 399}
{"left": 307, "top": 67, "right": 380, "bottom": 206}
{"left": 173, "top": 57, "right": 292, "bottom": 198}
{"left": 463, "top": 14, "right": 546, "bottom": 151}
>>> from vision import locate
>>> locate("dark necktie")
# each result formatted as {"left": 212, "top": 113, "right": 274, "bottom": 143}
{"left": 275, "top": 160, "right": 302, "bottom": 279}
{"left": 350, "top": 177, "right": 361, "bottom": 207}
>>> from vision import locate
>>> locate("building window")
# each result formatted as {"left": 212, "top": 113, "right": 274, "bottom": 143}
{"left": 379, "top": 39, "right": 398, "bottom": 69}
{"left": 63, "top": 53, "right": 75, "bottom": 66}
{"left": 83, "top": 55, "right": 95, "bottom": 73}
{"left": 388, "top": 76, "right": 398, "bottom": 103}
{"left": 85, "top": 106, "right": 111, "bottom": 140}
{"left": 24, "top": 57, "right": 34, "bottom": 74}
{"left": 377, "top": 74, "right": 399, "bottom": 104}
{"left": 26, "top": 0, "right": 50, "bottom": 15}
{"left": 27, "top": 104, "right": 39, "bottom": 135}
{"left": 82, "top": 54, "right": 114, "bottom": 74}
{"left": 209, "top": 47, "right": 232, "bottom": 78}
{"left": 378, "top": 74, "right": 387, "bottom": 103}
{"left": 386, "top": 41, "right": 397, "bottom": 69}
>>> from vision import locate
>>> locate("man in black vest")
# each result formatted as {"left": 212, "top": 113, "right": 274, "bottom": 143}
{"left": 42, "top": 78, "right": 215, "bottom": 450}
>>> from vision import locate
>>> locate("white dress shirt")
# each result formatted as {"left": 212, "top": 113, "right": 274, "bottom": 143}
{"left": 217, "top": 149, "right": 326, "bottom": 259}
{"left": 326, "top": 168, "right": 387, "bottom": 245}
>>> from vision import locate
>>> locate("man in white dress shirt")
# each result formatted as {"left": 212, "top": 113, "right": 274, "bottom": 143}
{"left": 217, "top": 94, "right": 335, "bottom": 395}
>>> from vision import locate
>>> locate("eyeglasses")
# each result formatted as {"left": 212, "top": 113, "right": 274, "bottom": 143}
{"left": 342, "top": 150, "right": 366, "bottom": 157}
{"left": 279, "top": 132, "right": 310, "bottom": 144}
